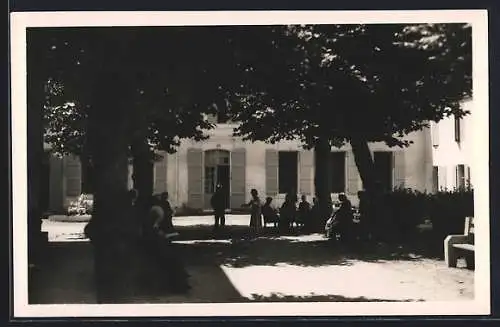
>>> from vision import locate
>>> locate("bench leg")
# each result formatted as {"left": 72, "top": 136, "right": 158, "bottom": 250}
{"left": 465, "top": 252, "right": 475, "bottom": 270}
{"left": 444, "top": 239, "right": 458, "bottom": 268}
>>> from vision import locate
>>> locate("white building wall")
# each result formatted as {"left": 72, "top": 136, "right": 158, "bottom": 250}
{"left": 431, "top": 98, "right": 474, "bottom": 190}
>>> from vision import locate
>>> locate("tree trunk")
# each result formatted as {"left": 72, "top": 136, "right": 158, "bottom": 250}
{"left": 131, "top": 136, "right": 154, "bottom": 212}
{"left": 314, "top": 138, "right": 333, "bottom": 225}
{"left": 86, "top": 76, "right": 142, "bottom": 303}
{"left": 350, "top": 137, "right": 386, "bottom": 241}
{"left": 349, "top": 138, "right": 376, "bottom": 193}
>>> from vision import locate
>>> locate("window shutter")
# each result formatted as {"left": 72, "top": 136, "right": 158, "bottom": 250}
{"left": 466, "top": 165, "right": 472, "bottom": 188}
{"left": 393, "top": 151, "right": 406, "bottom": 189}
{"left": 154, "top": 152, "right": 168, "bottom": 194}
{"left": 346, "top": 151, "right": 360, "bottom": 195}
{"left": 265, "top": 149, "right": 279, "bottom": 196}
{"left": 431, "top": 121, "right": 439, "bottom": 147}
{"left": 187, "top": 148, "right": 204, "bottom": 209}
{"left": 64, "top": 155, "right": 81, "bottom": 197}
{"left": 230, "top": 148, "right": 246, "bottom": 209}
{"left": 299, "top": 150, "right": 314, "bottom": 196}
{"left": 438, "top": 166, "right": 447, "bottom": 191}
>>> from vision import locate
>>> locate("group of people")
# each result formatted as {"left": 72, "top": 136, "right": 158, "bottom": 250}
{"left": 210, "top": 184, "right": 376, "bottom": 244}
{"left": 210, "top": 184, "right": 363, "bottom": 238}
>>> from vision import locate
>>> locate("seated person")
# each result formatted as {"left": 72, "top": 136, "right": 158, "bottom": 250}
{"left": 262, "top": 197, "right": 279, "bottom": 227}
{"left": 279, "top": 193, "right": 297, "bottom": 231}
{"left": 297, "top": 194, "right": 311, "bottom": 228}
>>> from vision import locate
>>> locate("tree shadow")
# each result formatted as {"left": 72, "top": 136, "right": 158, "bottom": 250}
{"left": 172, "top": 226, "right": 444, "bottom": 268}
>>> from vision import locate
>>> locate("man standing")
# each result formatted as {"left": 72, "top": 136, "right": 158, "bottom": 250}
{"left": 211, "top": 184, "right": 227, "bottom": 230}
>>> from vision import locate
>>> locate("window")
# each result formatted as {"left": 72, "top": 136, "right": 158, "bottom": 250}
{"left": 432, "top": 166, "right": 439, "bottom": 193}
{"left": 456, "top": 164, "right": 466, "bottom": 190}
{"left": 330, "top": 152, "right": 346, "bottom": 193}
{"left": 373, "top": 151, "right": 393, "bottom": 192}
{"left": 454, "top": 115, "right": 462, "bottom": 143}
{"left": 278, "top": 151, "right": 298, "bottom": 194}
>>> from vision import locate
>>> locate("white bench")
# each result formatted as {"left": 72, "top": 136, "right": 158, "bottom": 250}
{"left": 444, "top": 217, "right": 475, "bottom": 269}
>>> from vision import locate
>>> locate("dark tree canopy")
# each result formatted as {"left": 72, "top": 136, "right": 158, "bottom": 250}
{"left": 33, "top": 27, "right": 238, "bottom": 157}
{"left": 227, "top": 23, "right": 472, "bottom": 149}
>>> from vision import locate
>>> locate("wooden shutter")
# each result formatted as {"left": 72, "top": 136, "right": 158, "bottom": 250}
{"left": 64, "top": 155, "right": 81, "bottom": 196}
{"left": 393, "top": 150, "right": 406, "bottom": 189}
{"left": 187, "top": 148, "right": 203, "bottom": 209}
{"left": 299, "top": 150, "right": 314, "bottom": 196}
{"left": 438, "top": 166, "right": 447, "bottom": 191}
{"left": 230, "top": 148, "right": 246, "bottom": 209}
{"left": 346, "top": 151, "right": 360, "bottom": 195}
{"left": 154, "top": 152, "right": 168, "bottom": 193}
{"left": 265, "top": 149, "right": 279, "bottom": 196}
{"left": 431, "top": 121, "right": 439, "bottom": 147}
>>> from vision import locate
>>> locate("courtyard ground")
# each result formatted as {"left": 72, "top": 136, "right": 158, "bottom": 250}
{"left": 29, "top": 215, "right": 474, "bottom": 304}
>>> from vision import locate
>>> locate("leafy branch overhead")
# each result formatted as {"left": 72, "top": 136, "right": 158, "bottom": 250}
{"left": 228, "top": 23, "right": 472, "bottom": 149}
{"left": 32, "top": 27, "right": 234, "bottom": 158}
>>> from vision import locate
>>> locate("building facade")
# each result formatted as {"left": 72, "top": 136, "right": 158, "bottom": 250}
{"left": 41, "top": 99, "right": 475, "bottom": 213}
{"left": 42, "top": 125, "right": 438, "bottom": 213}
{"left": 430, "top": 97, "right": 474, "bottom": 192}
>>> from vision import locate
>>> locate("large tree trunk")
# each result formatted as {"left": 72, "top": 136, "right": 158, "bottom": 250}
{"left": 314, "top": 138, "right": 333, "bottom": 225}
{"left": 131, "top": 135, "right": 154, "bottom": 212}
{"left": 350, "top": 137, "right": 386, "bottom": 241}
{"left": 86, "top": 75, "right": 142, "bottom": 303}
{"left": 349, "top": 138, "right": 377, "bottom": 193}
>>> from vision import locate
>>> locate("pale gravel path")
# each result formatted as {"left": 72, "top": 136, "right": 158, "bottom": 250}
{"left": 37, "top": 217, "right": 474, "bottom": 303}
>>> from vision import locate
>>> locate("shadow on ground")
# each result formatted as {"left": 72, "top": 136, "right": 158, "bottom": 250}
{"left": 172, "top": 225, "right": 444, "bottom": 268}
{"left": 30, "top": 223, "right": 447, "bottom": 304}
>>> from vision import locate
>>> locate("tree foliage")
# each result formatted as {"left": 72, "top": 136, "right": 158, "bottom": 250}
{"left": 228, "top": 23, "right": 472, "bottom": 149}
{"left": 34, "top": 27, "right": 236, "bottom": 158}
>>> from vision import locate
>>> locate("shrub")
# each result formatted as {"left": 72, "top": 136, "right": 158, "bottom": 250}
{"left": 373, "top": 187, "right": 474, "bottom": 244}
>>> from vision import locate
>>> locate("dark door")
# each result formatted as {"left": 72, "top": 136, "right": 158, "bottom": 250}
{"left": 217, "top": 165, "right": 230, "bottom": 208}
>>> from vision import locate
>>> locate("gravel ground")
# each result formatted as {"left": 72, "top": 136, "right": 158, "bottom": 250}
{"left": 34, "top": 217, "right": 474, "bottom": 304}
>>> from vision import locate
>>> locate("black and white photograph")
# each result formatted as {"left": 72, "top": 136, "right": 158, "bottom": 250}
{"left": 10, "top": 10, "right": 490, "bottom": 317}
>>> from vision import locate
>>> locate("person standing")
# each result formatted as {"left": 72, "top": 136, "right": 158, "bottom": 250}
{"left": 243, "top": 189, "right": 262, "bottom": 235}
{"left": 159, "top": 192, "right": 178, "bottom": 236}
{"left": 210, "top": 184, "right": 227, "bottom": 230}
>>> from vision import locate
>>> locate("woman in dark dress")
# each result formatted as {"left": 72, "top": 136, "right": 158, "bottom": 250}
{"left": 143, "top": 195, "right": 189, "bottom": 294}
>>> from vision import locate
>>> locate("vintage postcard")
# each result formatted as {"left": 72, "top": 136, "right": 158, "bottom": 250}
{"left": 10, "top": 10, "right": 490, "bottom": 317}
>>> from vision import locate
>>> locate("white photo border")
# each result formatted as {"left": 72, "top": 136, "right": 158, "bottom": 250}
{"left": 10, "top": 10, "right": 490, "bottom": 317}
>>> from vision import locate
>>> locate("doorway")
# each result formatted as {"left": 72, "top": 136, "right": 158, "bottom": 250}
{"left": 204, "top": 150, "right": 230, "bottom": 209}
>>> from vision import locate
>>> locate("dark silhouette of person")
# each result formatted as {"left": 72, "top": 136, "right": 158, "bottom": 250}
{"left": 159, "top": 192, "right": 177, "bottom": 235}
{"left": 262, "top": 197, "right": 279, "bottom": 228}
{"left": 297, "top": 194, "right": 311, "bottom": 229}
{"left": 210, "top": 184, "right": 227, "bottom": 229}
{"left": 280, "top": 193, "right": 297, "bottom": 232}
{"left": 144, "top": 195, "right": 188, "bottom": 294}
{"left": 333, "top": 193, "right": 354, "bottom": 243}
{"left": 310, "top": 197, "right": 320, "bottom": 231}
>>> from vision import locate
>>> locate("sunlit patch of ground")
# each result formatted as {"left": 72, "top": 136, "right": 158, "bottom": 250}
{"left": 220, "top": 259, "right": 474, "bottom": 302}
{"left": 38, "top": 216, "right": 474, "bottom": 304}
